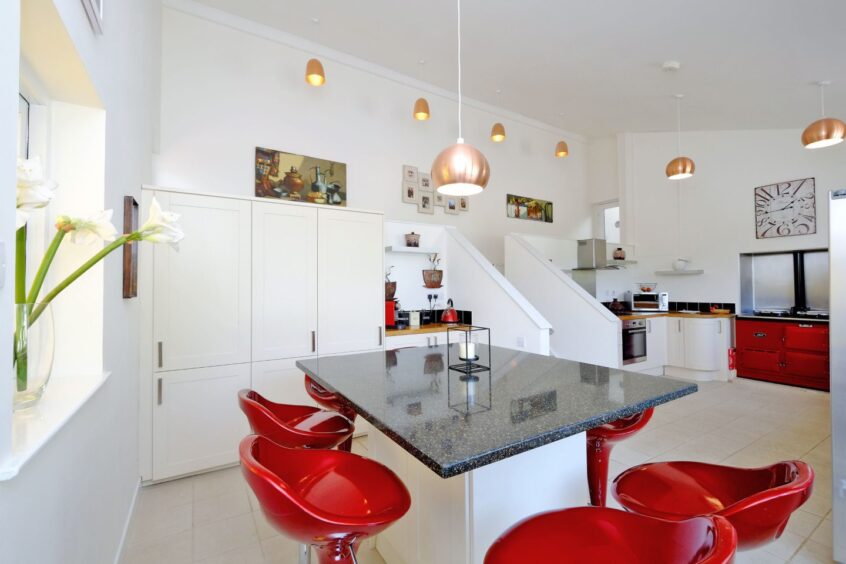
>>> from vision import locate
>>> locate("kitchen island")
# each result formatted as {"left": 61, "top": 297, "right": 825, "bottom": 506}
{"left": 297, "top": 345, "right": 696, "bottom": 563}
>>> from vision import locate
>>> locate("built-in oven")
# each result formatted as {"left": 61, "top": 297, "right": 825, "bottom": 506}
{"left": 622, "top": 319, "right": 647, "bottom": 365}
{"left": 632, "top": 292, "right": 669, "bottom": 312}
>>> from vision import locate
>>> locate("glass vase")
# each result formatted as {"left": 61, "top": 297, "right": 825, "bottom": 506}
{"left": 13, "top": 303, "right": 55, "bottom": 410}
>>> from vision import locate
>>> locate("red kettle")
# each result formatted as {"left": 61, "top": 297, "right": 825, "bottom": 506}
{"left": 441, "top": 299, "right": 459, "bottom": 324}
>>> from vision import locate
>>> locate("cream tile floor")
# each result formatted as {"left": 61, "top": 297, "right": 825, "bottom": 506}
{"left": 121, "top": 378, "right": 834, "bottom": 563}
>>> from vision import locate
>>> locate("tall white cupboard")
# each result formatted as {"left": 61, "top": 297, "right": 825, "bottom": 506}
{"left": 141, "top": 188, "right": 383, "bottom": 481}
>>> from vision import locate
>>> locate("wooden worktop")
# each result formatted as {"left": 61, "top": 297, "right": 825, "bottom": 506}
{"left": 386, "top": 323, "right": 471, "bottom": 336}
{"left": 617, "top": 312, "right": 736, "bottom": 321}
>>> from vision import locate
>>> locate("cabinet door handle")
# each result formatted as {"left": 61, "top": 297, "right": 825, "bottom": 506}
{"left": 157, "top": 377, "right": 163, "bottom": 405}
{"left": 311, "top": 331, "right": 316, "bottom": 352}
{"left": 646, "top": 320, "right": 651, "bottom": 333}
{"left": 157, "top": 341, "right": 163, "bottom": 368}
{"left": 717, "top": 322, "right": 722, "bottom": 334}
{"left": 799, "top": 324, "right": 813, "bottom": 328}
{"left": 434, "top": 336, "right": 438, "bottom": 346}
{"left": 678, "top": 319, "right": 682, "bottom": 332}
{"left": 427, "top": 336, "right": 431, "bottom": 347}
{"left": 378, "top": 327, "right": 383, "bottom": 346}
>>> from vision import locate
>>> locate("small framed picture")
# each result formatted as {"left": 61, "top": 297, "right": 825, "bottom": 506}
{"left": 445, "top": 197, "right": 460, "bottom": 215}
{"left": 434, "top": 191, "right": 446, "bottom": 207}
{"left": 458, "top": 196, "right": 470, "bottom": 212}
{"left": 402, "top": 165, "right": 419, "bottom": 183}
{"left": 418, "top": 189, "right": 435, "bottom": 214}
{"left": 402, "top": 181, "right": 418, "bottom": 203}
{"left": 420, "top": 172, "right": 432, "bottom": 190}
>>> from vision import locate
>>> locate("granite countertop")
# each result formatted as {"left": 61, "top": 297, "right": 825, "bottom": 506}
{"left": 386, "top": 323, "right": 471, "bottom": 336}
{"left": 297, "top": 345, "right": 697, "bottom": 478}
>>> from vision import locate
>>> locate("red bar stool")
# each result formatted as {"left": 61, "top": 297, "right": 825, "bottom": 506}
{"left": 304, "top": 375, "right": 356, "bottom": 452}
{"left": 587, "top": 407, "right": 654, "bottom": 506}
{"left": 612, "top": 460, "right": 814, "bottom": 550}
{"left": 484, "top": 506, "right": 737, "bottom": 564}
{"left": 238, "top": 389, "right": 353, "bottom": 450}
{"left": 240, "top": 434, "right": 411, "bottom": 564}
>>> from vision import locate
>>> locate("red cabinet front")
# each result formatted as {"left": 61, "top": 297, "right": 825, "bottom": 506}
{"left": 783, "top": 351, "right": 830, "bottom": 390}
{"left": 784, "top": 324, "right": 829, "bottom": 352}
{"left": 738, "top": 349, "right": 781, "bottom": 374}
{"left": 736, "top": 320, "right": 784, "bottom": 350}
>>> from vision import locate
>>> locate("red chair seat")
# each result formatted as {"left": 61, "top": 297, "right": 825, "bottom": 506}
{"left": 587, "top": 407, "right": 654, "bottom": 506}
{"left": 241, "top": 435, "right": 411, "bottom": 564}
{"left": 238, "top": 389, "right": 353, "bottom": 450}
{"left": 304, "top": 375, "right": 357, "bottom": 452}
{"left": 484, "top": 506, "right": 737, "bottom": 564}
{"left": 612, "top": 460, "right": 814, "bottom": 550}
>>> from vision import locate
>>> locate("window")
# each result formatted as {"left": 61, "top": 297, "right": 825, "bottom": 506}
{"left": 593, "top": 201, "right": 620, "bottom": 244}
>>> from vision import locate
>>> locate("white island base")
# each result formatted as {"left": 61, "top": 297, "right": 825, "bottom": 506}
{"left": 368, "top": 428, "right": 589, "bottom": 564}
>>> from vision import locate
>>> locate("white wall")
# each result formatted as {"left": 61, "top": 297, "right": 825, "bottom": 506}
{"left": 587, "top": 136, "right": 619, "bottom": 204}
{"left": 0, "top": 0, "right": 20, "bottom": 464}
{"left": 601, "top": 129, "right": 846, "bottom": 304}
{"left": 0, "top": 0, "right": 160, "bottom": 563}
{"left": 154, "top": 4, "right": 593, "bottom": 267}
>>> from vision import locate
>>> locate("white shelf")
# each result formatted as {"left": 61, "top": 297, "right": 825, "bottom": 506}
{"left": 609, "top": 259, "right": 637, "bottom": 265}
{"left": 655, "top": 269, "right": 705, "bottom": 276}
{"left": 385, "top": 246, "right": 438, "bottom": 255}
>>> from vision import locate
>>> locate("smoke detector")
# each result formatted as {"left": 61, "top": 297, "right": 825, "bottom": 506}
{"left": 662, "top": 60, "right": 682, "bottom": 72}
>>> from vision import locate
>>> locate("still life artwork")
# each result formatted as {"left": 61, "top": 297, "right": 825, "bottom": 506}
{"left": 754, "top": 177, "right": 816, "bottom": 239}
{"left": 507, "top": 194, "right": 553, "bottom": 223}
{"left": 255, "top": 147, "right": 347, "bottom": 206}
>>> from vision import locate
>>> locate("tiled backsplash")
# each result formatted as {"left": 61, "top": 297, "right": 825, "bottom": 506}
{"left": 669, "top": 302, "right": 736, "bottom": 313}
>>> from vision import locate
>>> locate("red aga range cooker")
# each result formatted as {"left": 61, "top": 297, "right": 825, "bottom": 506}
{"left": 736, "top": 315, "right": 829, "bottom": 391}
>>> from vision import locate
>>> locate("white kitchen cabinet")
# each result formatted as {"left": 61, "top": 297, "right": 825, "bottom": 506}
{"left": 152, "top": 192, "right": 251, "bottom": 372}
{"left": 684, "top": 318, "right": 722, "bottom": 371}
{"left": 317, "top": 208, "right": 384, "bottom": 355}
{"left": 153, "top": 363, "right": 251, "bottom": 480}
{"left": 635, "top": 317, "right": 667, "bottom": 373}
{"left": 252, "top": 203, "right": 318, "bottom": 362}
{"left": 251, "top": 357, "right": 318, "bottom": 407}
{"left": 667, "top": 317, "right": 685, "bottom": 367}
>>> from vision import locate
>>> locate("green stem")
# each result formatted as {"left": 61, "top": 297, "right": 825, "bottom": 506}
{"left": 26, "top": 230, "right": 65, "bottom": 311}
{"left": 15, "top": 226, "right": 26, "bottom": 304}
{"left": 29, "top": 234, "right": 136, "bottom": 325}
{"left": 15, "top": 226, "right": 27, "bottom": 392}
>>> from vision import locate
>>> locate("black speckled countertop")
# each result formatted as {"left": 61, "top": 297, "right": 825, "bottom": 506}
{"left": 297, "top": 345, "right": 697, "bottom": 478}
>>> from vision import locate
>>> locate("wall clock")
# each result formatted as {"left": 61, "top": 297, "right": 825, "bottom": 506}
{"left": 754, "top": 177, "right": 816, "bottom": 239}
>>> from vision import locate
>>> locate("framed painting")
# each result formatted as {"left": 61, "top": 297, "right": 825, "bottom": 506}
{"left": 402, "top": 165, "right": 419, "bottom": 183}
{"left": 418, "top": 189, "right": 435, "bottom": 214}
{"left": 444, "top": 197, "right": 460, "bottom": 215}
{"left": 507, "top": 194, "right": 553, "bottom": 223}
{"left": 255, "top": 147, "right": 347, "bottom": 206}
{"left": 402, "top": 181, "right": 419, "bottom": 203}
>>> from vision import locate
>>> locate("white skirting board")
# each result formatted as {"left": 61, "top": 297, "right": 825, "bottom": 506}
{"left": 369, "top": 428, "right": 588, "bottom": 563}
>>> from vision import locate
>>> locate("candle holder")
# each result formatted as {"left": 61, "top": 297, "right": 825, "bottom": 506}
{"left": 446, "top": 325, "right": 490, "bottom": 380}
{"left": 447, "top": 361, "right": 491, "bottom": 416}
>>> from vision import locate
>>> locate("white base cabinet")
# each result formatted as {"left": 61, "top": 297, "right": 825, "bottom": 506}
{"left": 152, "top": 363, "right": 251, "bottom": 480}
{"left": 386, "top": 332, "right": 447, "bottom": 350}
{"left": 664, "top": 317, "right": 734, "bottom": 381}
{"left": 251, "top": 357, "right": 318, "bottom": 408}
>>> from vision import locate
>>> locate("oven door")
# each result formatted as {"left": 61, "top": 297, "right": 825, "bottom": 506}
{"left": 623, "top": 327, "right": 647, "bottom": 365}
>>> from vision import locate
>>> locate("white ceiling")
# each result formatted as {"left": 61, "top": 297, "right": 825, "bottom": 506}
{"left": 191, "top": 0, "right": 846, "bottom": 138}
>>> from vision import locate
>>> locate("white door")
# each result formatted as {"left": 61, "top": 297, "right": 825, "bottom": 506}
{"left": 152, "top": 192, "right": 251, "bottom": 371}
{"left": 640, "top": 317, "right": 667, "bottom": 371}
{"left": 684, "top": 318, "right": 721, "bottom": 371}
{"left": 153, "top": 363, "right": 251, "bottom": 480}
{"left": 251, "top": 357, "right": 317, "bottom": 407}
{"left": 667, "top": 316, "right": 685, "bottom": 367}
{"left": 317, "top": 209, "right": 384, "bottom": 355}
{"left": 252, "top": 202, "right": 318, "bottom": 362}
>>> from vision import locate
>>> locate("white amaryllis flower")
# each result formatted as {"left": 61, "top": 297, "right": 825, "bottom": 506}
{"left": 16, "top": 157, "right": 58, "bottom": 229}
{"left": 56, "top": 210, "right": 119, "bottom": 245}
{"left": 138, "top": 197, "right": 184, "bottom": 247}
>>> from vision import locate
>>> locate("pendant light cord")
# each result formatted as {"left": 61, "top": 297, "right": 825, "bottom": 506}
{"left": 820, "top": 83, "right": 826, "bottom": 118}
{"left": 676, "top": 96, "right": 682, "bottom": 154}
{"left": 457, "top": 0, "right": 463, "bottom": 141}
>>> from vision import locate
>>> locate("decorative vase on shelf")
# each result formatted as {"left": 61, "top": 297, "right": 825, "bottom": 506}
{"left": 13, "top": 302, "right": 54, "bottom": 410}
{"left": 385, "top": 281, "right": 397, "bottom": 300}
{"left": 673, "top": 258, "right": 690, "bottom": 271}
{"left": 422, "top": 269, "right": 443, "bottom": 288}
{"left": 613, "top": 248, "right": 626, "bottom": 260}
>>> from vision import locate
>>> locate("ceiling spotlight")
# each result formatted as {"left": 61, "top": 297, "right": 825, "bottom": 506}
{"left": 555, "top": 141, "right": 569, "bottom": 158}
{"left": 490, "top": 123, "right": 506, "bottom": 142}
{"left": 305, "top": 58, "right": 325, "bottom": 86}
{"left": 413, "top": 97, "right": 431, "bottom": 121}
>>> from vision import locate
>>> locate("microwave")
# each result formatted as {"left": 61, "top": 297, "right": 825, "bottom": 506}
{"left": 632, "top": 292, "right": 669, "bottom": 312}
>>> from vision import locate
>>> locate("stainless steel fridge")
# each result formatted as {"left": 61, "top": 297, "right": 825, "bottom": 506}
{"left": 831, "top": 189, "right": 845, "bottom": 562}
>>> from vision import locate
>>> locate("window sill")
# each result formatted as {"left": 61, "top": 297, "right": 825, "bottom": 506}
{"left": 0, "top": 371, "right": 112, "bottom": 481}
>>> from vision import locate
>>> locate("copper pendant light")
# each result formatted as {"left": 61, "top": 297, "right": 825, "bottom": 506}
{"left": 413, "top": 97, "right": 431, "bottom": 120}
{"left": 490, "top": 123, "right": 506, "bottom": 142}
{"left": 305, "top": 58, "right": 325, "bottom": 86}
{"left": 802, "top": 82, "right": 846, "bottom": 149}
{"left": 666, "top": 94, "right": 695, "bottom": 180}
{"left": 431, "top": 0, "right": 490, "bottom": 196}
{"left": 555, "top": 141, "right": 569, "bottom": 158}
